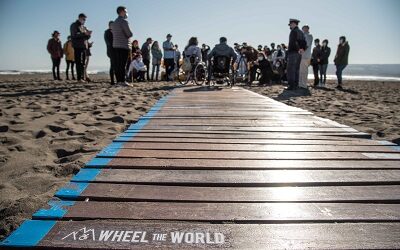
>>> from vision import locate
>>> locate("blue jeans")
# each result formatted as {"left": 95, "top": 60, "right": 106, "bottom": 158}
{"left": 286, "top": 52, "right": 302, "bottom": 88}
{"left": 151, "top": 64, "right": 160, "bottom": 81}
{"left": 336, "top": 64, "right": 347, "bottom": 85}
{"left": 319, "top": 64, "right": 328, "bottom": 83}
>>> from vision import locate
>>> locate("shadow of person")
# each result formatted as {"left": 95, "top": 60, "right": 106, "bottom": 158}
{"left": 183, "top": 86, "right": 223, "bottom": 92}
{"left": 336, "top": 87, "right": 359, "bottom": 94}
{"left": 276, "top": 88, "right": 311, "bottom": 100}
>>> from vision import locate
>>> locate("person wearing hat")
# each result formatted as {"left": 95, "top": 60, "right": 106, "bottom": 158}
{"left": 299, "top": 24, "right": 314, "bottom": 89}
{"left": 163, "top": 34, "right": 175, "bottom": 81}
{"left": 70, "top": 13, "right": 91, "bottom": 82}
{"left": 141, "top": 37, "right": 153, "bottom": 81}
{"left": 47, "top": 31, "right": 63, "bottom": 81}
{"left": 111, "top": 6, "right": 133, "bottom": 86}
{"left": 286, "top": 18, "right": 306, "bottom": 90}
{"left": 104, "top": 21, "right": 115, "bottom": 85}
{"left": 63, "top": 35, "right": 75, "bottom": 80}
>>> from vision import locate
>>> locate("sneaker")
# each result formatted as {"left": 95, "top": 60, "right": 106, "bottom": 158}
{"left": 336, "top": 85, "right": 343, "bottom": 90}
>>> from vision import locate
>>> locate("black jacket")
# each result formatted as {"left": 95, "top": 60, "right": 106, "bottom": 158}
{"left": 311, "top": 45, "right": 322, "bottom": 65}
{"left": 141, "top": 42, "right": 151, "bottom": 61}
{"left": 288, "top": 26, "right": 305, "bottom": 53}
{"left": 70, "top": 20, "right": 90, "bottom": 49}
{"left": 320, "top": 46, "right": 331, "bottom": 65}
{"left": 104, "top": 29, "right": 113, "bottom": 58}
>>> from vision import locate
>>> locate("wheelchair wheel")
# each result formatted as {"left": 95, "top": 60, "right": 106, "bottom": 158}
{"left": 194, "top": 63, "right": 206, "bottom": 86}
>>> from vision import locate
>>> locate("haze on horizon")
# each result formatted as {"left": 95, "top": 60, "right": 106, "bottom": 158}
{"left": 0, "top": 0, "right": 399, "bottom": 71}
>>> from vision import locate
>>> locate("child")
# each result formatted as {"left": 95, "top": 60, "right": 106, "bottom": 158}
{"left": 128, "top": 53, "right": 147, "bottom": 82}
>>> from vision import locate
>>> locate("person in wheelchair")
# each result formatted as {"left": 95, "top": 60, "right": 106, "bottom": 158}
{"left": 207, "top": 37, "right": 237, "bottom": 84}
{"left": 182, "top": 37, "right": 202, "bottom": 72}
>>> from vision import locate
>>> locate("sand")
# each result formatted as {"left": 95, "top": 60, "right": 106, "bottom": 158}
{"left": 0, "top": 74, "right": 175, "bottom": 239}
{"left": 245, "top": 80, "right": 400, "bottom": 143}
{"left": 0, "top": 74, "right": 399, "bottom": 240}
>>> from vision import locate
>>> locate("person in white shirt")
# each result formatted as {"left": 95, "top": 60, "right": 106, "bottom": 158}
{"left": 128, "top": 53, "right": 147, "bottom": 82}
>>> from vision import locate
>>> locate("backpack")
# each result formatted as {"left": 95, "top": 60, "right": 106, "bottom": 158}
{"left": 297, "top": 30, "right": 308, "bottom": 51}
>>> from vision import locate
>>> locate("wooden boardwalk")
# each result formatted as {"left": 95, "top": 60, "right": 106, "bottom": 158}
{"left": 1, "top": 86, "right": 400, "bottom": 249}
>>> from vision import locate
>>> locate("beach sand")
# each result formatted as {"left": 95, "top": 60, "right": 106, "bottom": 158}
{"left": 0, "top": 74, "right": 399, "bottom": 239}
{"left": 245, "top": 80, "right": 400, "bottom": 143}
{"left": 0, "top": 74, "right": 175, "bottom": 239}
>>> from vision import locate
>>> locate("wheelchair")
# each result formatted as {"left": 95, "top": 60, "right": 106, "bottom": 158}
{"left": 207, "top": 56, "right": 235, "bottom": 87}
{"left": 176, "top": 55, "right": 207, "bottom": 86}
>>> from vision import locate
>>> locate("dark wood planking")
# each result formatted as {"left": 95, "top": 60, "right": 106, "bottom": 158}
{"left": 37, "top": 221, "right": 400, "bottom": 249}
{"left": 116, "top": 142, "right": 399, "bottom": 153}
{"left": 89, "top": 158, "right": 400, "bottom": 170}
{"left": 47, "top": 202, "right": 400, "bottom": 222}
{"left": 115, "top": 137, "right": 393, "bottom": 146}
{"left": 77, "top": 183, "right": 400, "bottom": 203}
{"left": 79, "top": 169, "right": 400, "bottom": 186}
{"left": 108, "top": 149, "right": 397, "bottom": 160}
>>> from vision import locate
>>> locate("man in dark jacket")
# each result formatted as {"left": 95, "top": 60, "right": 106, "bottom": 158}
{"left": 207, "top": 37, "right": 237, "bottom": 83}
{"left": 111, "top": 6, "right": 133, "bottom": 86}
{"left": 286, "top": 18, "right": 305, "bottom": 90}
{"left": 201, "top": 44, "right": 210, "bottom": 66}
{"left": 319, "top": 39, "right": 331, "bottom": 86}
{"left": 334, "top": 36, "right": 350, "bottom": 89}
{"left": 70, "top": 13, "right": 91, "bottom": 82}
{"left": 104, "top": 21, "right": 115, "bottom": 85}
{"left": 141, "top": 38, "right": 153, "bottom": 81}
{"left": 311, "top": 39, "right": 322, "bottom": 87}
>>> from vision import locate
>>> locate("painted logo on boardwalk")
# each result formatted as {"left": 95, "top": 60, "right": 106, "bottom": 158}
{"left": 60, "top": 227, "right": 225, "bottom": 246}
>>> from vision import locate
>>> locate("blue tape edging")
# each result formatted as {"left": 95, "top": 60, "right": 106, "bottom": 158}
{"left": 55, "top": 182, "right": 90, "bottom": 199}
{"left": 32, "top": 200, "right": 75, "bottom": 220}
{"left": 0, "top": 220, "right": 56, "bottom": 247}
{"left": 71, "top": 169, "right": 102, "bottom": 182}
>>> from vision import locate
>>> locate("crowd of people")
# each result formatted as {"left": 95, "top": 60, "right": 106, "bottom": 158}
{"left": 46, "top": 7, "right": 350, "bottom": 90}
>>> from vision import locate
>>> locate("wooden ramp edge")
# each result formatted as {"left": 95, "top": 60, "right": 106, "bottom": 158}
{"left": 1, "top": 86, "right": 400, "bottom": 249}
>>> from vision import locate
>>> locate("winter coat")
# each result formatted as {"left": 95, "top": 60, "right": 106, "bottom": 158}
{"left": 47, "top": 38, "right": 63, "bottom": 59}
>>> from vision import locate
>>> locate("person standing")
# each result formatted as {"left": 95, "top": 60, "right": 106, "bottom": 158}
{"left": 201, "top": 44, "right": 210, "bottom": 66}
{"left": 63, "top": 36, "right": 75, "bottom": 80}
{"left": 47, "top": 31, "right": 63, "bottom": 81}
{"left": 319, "top": 39, "right": 331, "bottom": 86}
{"left": 286, "top": 18, "right": 306, "bottom": 90}
{"left": 70, "top": 13, "right": 91, "bottom": 82}
{"left": 111, "top": 6, "right": 133, "bottom": 86}
{"left": 270, "top": 43, "right": 276, "bottom": 54}
{"left": 174, "top": 44, "right": 181, "bottom": 73}
{"left": 104, "top": 21, "right": 115, "bottom": 85}
{"left": 298, "top": 24, "right": 313, "bottom": 89}
{"left": 334, "top": 36, "right": 350, "bottom": 89}
{"left": 141, "top": 38, "right": 153, "bottom": 81}
{"left": 151, "top": 41, "right": 162, "bottom": 81}
{"left": 84, "top": 41, "right": 93, "bottom": 82}
{"left": 311, "top": 38, "right": 322, "bottom": 87}
{"left": 163, "top": 34, "right": 175, "bottom": 81}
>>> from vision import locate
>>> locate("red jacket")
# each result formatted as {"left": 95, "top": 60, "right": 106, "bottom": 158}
{"left": 47, "top": 38, "right": 63, "bottom": 58}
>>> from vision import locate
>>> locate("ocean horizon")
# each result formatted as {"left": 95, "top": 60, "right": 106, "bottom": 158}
{"left": 1, "top": 64, "right": 400, "bottom": 82}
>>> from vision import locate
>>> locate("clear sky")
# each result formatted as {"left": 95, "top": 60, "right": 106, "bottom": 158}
{"left": 0, "top": 0, "right": 399, "bottom": 70}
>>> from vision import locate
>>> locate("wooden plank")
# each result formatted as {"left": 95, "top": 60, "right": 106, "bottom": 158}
{"left": 119, "top": 131, "right": 369, "bottom": 140}
{"left": 22, "top": 220, "right": 398, "bottom": 249}
{"left": 87, "top": 158, "right": 400, "bottom": 170}
{"left": 63, "top": 183, "right": 400, "bottom": 203}
{"left": 114, "top": 142, "right": 400, "bottom": 153}
{"left": 137, "top": 125, "right": 356, "bottom": 133}
{"left": 115, "top": 137, "right": 394, "bottom": 146}
{"left": 102, "top": 149, "right": 399, "bottom": 160}
{"left": 35, "top": 202, "right": 400, "bottom": 222}
{"left": 73, "top": 169, "right": 400, "bottom": 186}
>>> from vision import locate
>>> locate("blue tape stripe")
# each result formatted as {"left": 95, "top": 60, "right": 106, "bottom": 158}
{"left": 86, "top": 157, "right": 113, "bottom": 168}
{"left": 71, "top": 169, "right": 102, "bottom": 182}
{"left": 0, "top": 220, "right": 56, "bottom": 247}
{"left": 32, "top": 200, "right": 75, "bottom": 220}
{"left": 55, "top": 182, "right": 89, "bottom": 199}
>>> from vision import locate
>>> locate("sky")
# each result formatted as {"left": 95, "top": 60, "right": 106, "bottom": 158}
{"left": 0, "top": 0, "right": 399, "bottom": 71}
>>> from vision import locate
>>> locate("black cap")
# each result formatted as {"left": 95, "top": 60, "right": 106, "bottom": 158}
{"left": 52, "top": 30, "right": 60, "bottom": 36}
{"left": 288, "top": 18, "right": 300, "bottom": 25}
{"left": 166, "top": 34, "right": 172, "bottom": 38}
{"left": 78, "top": 13, "right": 87, "bottom": 18}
